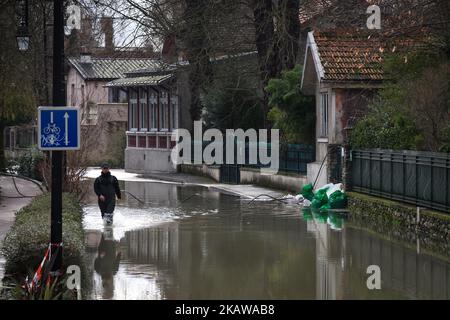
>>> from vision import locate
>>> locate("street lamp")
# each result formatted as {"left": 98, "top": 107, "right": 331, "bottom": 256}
{"left": 16, "top": 0, "right": 29, "bottom": 51}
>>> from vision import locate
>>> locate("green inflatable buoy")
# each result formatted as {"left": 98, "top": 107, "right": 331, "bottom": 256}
{"left": 311, "top": 188, "right": 329, "bottom": 209}
{"left": 301, "top": 183, "right": 315, "bottom": 201}
{"left": 328, "top": 190, "right": 348, "bottom": 209}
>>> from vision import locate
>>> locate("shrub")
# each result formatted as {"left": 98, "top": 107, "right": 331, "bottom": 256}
{"left": 16, "top": 149, "right": 44, "bottom": 181}
{"left": 351, "top": 51, "right": 450, "bottom": 152}
{"left": 439, "top": 126, "right": 450, "bottom": 152}
{"left": 350, "top": 99, "right": 421, "bottom": 150}
{"left": 203, "top": 73, "right": 265, "bottom": 130}
{"left": 1, "top": 193, "right": 85, "bottom": 275}
{"left": 104, "top": 130, "right": 126, "bottom": 168}
{"left": 266, "top": 65, "right": 315, "bottom": 144}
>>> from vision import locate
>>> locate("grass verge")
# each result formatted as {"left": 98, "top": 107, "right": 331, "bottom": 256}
{"left": 1, "top": 192, "right": 85, "bottom": 299}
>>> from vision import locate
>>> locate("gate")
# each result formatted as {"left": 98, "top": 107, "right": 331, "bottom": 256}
{"left": 219, "top": 165, "right": 240, "bottom": 184}
{"left": 352, "top": 149, "right": 450, "bottom": 213}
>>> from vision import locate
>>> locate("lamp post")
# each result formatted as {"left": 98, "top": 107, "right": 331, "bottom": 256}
{"left": 15, "top": 0, "right": 66, "bottom": 274}
{"left": 50, "top": 0, "right": 66, "bottom": 275}
{"left": 16, "top": 0, "right": 29, "bottom": 51}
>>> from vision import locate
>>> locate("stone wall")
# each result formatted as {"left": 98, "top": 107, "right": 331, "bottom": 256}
{"left": 179, "top": 164, "right": 307, "bottom": 192}
{"left": 240, "top": 168, "right": 307, "bottom": 193}
{"left": 125, "top": 148, "right": 176, "bottom": 173}
{"left": 179, "top": 164, "right": 221, "bottom": 181}
{"left": 347, "top": 192, "right": 450, "bottom": 256}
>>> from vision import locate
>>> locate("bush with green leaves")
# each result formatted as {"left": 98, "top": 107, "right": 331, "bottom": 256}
{"left": 103, "top": 130, "right": 126, "bottom": 168}
{"left": 439, "top": 126, "right": 450, "bottom": 152}
{"left": 16, "top": 149, "right": 44, "bottom": 180}
{"left": 350, "top": 98, "right": 422, "bottom": 150}
{"left": 266, "top": 65, "right": 315, "bottom": 144}
{"left": 203, "top": 73, "right": 265, "bottom": 130}
{"left": 1, "top": 193, "right": 85, "bottom": 276}
{"left": 351, "top": 50, "right": 450, "bottom": 151}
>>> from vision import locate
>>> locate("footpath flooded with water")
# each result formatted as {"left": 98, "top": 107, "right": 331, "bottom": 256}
{"left": 82, "top": 179, "right": 450, "bottom": 300}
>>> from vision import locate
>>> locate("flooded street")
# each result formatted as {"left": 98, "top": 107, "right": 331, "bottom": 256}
{"left": 82, "top": 179, "right": 450, "bottom": 300}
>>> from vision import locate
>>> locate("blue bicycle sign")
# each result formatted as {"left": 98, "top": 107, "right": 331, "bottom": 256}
{"left": 38, "top": 107, "right": 80, "bottom": 150}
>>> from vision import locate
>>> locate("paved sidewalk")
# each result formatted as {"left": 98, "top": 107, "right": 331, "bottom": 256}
{"left": 140, "top": 172, "right": 286, "bottom": 199}
{"left": 0, "top": 175, "right": 43, "bottom": 282}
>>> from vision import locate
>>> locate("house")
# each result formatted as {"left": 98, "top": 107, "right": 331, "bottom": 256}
{"left": 67, "top": 53, "right": 162, "bottom": 121}
{"left": 107, "top": 48, "right": 264, "bottom": 174}
{"left": 105, "top": 63, "right": 192, "bottom": 173}
{"left": 66, "top": 53, "right": 162, "bottom": 165}
{"left": 301, "top": 30, "right": 385, "bottom": 187}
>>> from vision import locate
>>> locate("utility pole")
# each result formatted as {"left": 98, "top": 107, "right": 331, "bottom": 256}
{"left": 50, "top": 0, "right": 65, "bottom": 274}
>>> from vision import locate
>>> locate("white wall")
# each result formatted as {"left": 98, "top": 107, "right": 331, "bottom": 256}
{"left": 125, "top": 148, "right": 177, "bottom": 173}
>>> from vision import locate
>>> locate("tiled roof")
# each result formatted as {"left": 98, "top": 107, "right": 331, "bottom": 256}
{"left": 124, "top": 63, "right": 174, "bottom": 77}
{"left": 313, "top": 31, "right": 385, "bottom": 82}
{"left": 68, "top": 57, "right": 163, "bottom": 80}
{"left": 105, "top": 74, "right": 174, "bottom": 87}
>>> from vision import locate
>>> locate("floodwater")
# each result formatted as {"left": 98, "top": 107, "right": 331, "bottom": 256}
{"left": 82, "top": 179, "right": 450, "bottom": 300}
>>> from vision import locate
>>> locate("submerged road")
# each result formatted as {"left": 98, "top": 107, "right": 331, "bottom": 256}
{"left": 82, "top": 169, "right": 450, "bottom": 300}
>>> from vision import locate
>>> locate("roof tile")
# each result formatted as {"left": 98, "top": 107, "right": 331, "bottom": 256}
{"left": 314, "top": 30, "right": 385, "bottom": 82}
{"left": 105, "top": 74, "right": 174, "bottom": 87}
{"left": 68, "top": 57, "right": 163, "bottom": 80}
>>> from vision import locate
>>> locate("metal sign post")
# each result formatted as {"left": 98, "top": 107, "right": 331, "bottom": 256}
{"left": 49, "top": 0, "right": 66, "bottom": 274}
{"left": 38, "top": 106, "right": 80, "bottom": 274}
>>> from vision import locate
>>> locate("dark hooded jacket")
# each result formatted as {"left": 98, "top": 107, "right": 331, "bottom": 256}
{"left": 94, "top": 172, "right": 121, "bottom": 214}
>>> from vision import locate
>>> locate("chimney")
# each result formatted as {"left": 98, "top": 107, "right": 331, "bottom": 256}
{"left": 80, "top": 46, "right": 92, "bottom": 63}
{"left": 101, "top": 17, "right": 114, "bottom": 51}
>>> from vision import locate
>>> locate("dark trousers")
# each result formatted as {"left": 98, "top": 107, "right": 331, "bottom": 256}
{"left": 98, "top": 197, "right": 116, "bottom": 218}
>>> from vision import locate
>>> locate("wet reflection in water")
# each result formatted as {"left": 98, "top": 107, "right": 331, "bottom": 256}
{"left": 83, "top": 180, "right": 450, "bottom": 300}
{"left": 93, "top": 229, "right": 121, "bottom": 299}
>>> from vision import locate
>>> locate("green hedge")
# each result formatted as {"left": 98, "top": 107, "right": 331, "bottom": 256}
{"left": 1, "top": 193, "right": 85, "bottom": 275}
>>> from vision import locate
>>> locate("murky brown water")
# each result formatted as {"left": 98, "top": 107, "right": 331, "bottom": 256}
{"left": 82, "top": 180, "right": 450, "bottom": 300}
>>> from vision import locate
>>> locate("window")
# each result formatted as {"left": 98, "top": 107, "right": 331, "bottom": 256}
{"left": 150, "top": 103, "right": 157, "bottom": 129}
{"left": 139, "top": 88, "right": 148, "bottom": 131}
{"left": 119, "top": 89, "right": 127, "bottom": 103}
{"left": 320, "top": 92, "right": 329, "bottom": 137}
{"left": 129, "top": 89, "right": 138, "bottom": 130}
{"left": 149, "top": 90, "right": 158, "bottom": 129}
{"left": 160, "top": 102, "right": 167, "bottom": 129}
{"left": 108, "top": 87, "right": 123, "bottom": 103}
{"left": 159, "top": 91, "right": 169, "bottom": 130}
{"left": 171, "top": 100, "right": 178, "bottom": 130}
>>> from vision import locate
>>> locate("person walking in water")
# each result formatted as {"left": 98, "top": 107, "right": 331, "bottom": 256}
{"left": 94, "top": 163, "right": 121, "bottom": 225}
